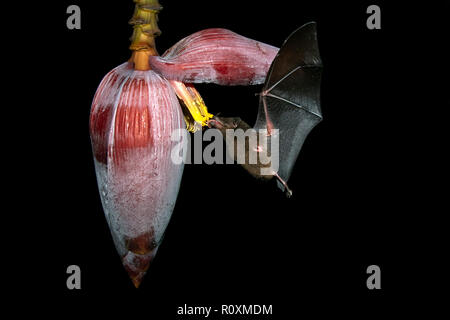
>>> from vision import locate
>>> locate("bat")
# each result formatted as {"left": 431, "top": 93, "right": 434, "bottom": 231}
{"left": 208, "top": 22, "right": 323, "bottom": 197}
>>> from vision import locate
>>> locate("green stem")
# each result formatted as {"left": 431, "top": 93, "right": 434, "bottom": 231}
{"left": 129, "top": 0, "right": 162, "bottom": 53}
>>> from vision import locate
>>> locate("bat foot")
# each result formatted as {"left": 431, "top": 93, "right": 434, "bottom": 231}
{"left": 273, "top": 172, "right": 293, "bottom": 198}
{"left": 283, "top": 187, "right": 293, "bottom": 198}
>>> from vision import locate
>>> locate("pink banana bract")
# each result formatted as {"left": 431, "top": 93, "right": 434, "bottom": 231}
{"left": 90, "top": 63, "right": 185, "bottom": 286}
{"left": 150, "top": 28, "right": 279, "bottom": 85}
{"left": 90, "top": 29, "right": 279, "bottom": 286}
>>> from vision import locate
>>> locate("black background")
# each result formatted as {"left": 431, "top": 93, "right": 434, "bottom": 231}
{"left": 12, "top": 0, "right": 448, "bottom": 316}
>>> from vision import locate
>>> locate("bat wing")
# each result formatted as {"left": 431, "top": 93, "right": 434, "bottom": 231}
{"left": 254, "top": 22, "right": 323, "bottom": 191}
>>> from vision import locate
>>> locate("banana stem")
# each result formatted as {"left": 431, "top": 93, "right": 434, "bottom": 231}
{"left": 127, "top": 0, "right": 213, "bottom": 129}
{"left": 129, "top": 0, "right": 162, "bottom": 70}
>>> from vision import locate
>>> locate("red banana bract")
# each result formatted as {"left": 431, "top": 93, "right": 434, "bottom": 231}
{"left": 149, "top": 28, "right": 279, "bottom": 86}
{"left": 90, "top": 62, "right": 185, "bottom": 286}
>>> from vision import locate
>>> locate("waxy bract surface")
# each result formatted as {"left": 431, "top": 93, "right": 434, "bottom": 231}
{"left": 90, "top": 62, "right": 185, "bottom": 286}
{"left": 149, "top": 28, "right": 279, "bottom": 85}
